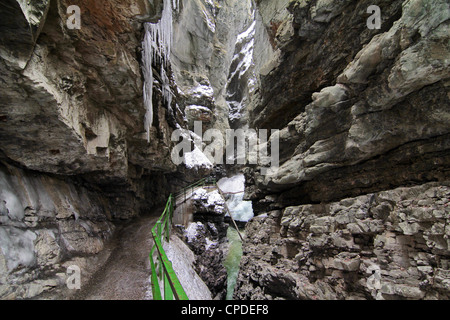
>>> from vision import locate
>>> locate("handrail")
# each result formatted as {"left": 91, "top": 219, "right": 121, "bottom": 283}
{"left": 149, "top": 194, "right": 188, "bottom": 300}
{"left": 174, "top": 177, "right": 216, "bottom": 197}
{"left": 149, "top": 177, "right": 216, "bottom": 300}
{"left": 149, "top": 176, "right": 246, "bottom": 300}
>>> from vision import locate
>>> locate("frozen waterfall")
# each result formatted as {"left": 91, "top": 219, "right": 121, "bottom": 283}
{"left": 218, "top": 174, "right": 254, "bottom": 222}
{"left": 142, "top": 0, "right": 180, "bottom": 142}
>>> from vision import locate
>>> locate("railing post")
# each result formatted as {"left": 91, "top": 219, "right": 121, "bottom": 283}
{"left": 164, "top": 262, "right": 174, "bottom": 300}
{"left": 149, "top": 248, "right": 162, "bottom": 300}
{"left": 157, "top": 221, "right": 162, "bottom": 240}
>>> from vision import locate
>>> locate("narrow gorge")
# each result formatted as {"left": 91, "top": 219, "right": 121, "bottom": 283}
{"left": 0, "top": 0, "right": 449, "bottom": 301}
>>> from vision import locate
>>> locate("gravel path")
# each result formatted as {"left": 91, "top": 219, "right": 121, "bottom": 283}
{"left": 73, "top": 213, "right": 159, "bottom": 300}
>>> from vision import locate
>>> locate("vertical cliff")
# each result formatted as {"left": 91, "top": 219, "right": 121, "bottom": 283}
{"left": 0, "top": 0, "right": 255, "bottom": 299}
{"left": 235, "top": 0, "right": 450, "bottom": 300}
{"left": 0, "top": 0, "right": 179, "bottom": 299}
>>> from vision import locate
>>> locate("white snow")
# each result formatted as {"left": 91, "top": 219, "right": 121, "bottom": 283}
{"left": 227, "top": 100, "right": 244, "bottom": 121}
{"left": 231, "top": 18, "right": 256, "bottom": 80}
{"left": 185, "top": 105, "right": 212, "bottom": 115}
{"left": 206, "top": 190, "right": 224, "bottom": 207}
{"left": 191, "top": 188, "right": 225, "bottom": 214}
{"left": 202, "top": 8, "right": 216, "bottom": 33}
{"left": 184, "top": 145, "right": 213, "bottom": 169}
{"left": 205, "top": 0, "right": 215, "bottom": 8}
{"left": 191, "top": 187, "right": 207, "bottom": 199}
{"left": 217, "top": 174, "right": 245, "bottom": 193}
{"left": 205, "top": 238, "right": 217, "bottom": 250}
{"left": 186, "top": 84, "right": 214, "bottom": 100}
{"left": 185, "top": 221, "right": 202, "bottom": 242}
{"left": 228, "top": 37, "right": 255, "bottom": 82}
{"left": 226, "top": 13, "right": 256, "bottom": 122}
{"left": 236, "top": 20, "right": 256, "bottom": 43}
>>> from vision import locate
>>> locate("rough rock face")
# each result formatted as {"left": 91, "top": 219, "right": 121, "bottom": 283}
{"left": 235, "top": 0, "right": 450, "bottom": 300}
{"left": 0, "top": 0, "right": 183, "bottom": 299}
{"left": 0, "top": 0, "right": 176, "bottom": 177}
{"left": 249, "top": 0, "right": 449, "bottom": 201}
{"left": 178, "top": 188, "right": 229, "bottom": 299}
{"left": 0, "top": 0, "right": 256, "bottom": 299}
{"left": 0, "top": 163, "right": 115, "bottom": 299}
{"left": 235, "top": 182, "right": 450, "bottom": 300}
{"left": 171, "top": 0, "right": 255, "bottom": 133}
{"left": 0, "top": 0, "right": 180, "bottom": 215}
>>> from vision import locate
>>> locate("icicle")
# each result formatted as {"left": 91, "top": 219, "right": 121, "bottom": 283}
{"left": 143, "top": 24, "right": 154, "bottom": 143}
{"left": 142, "top": 0, "right": 177, "bottom": 142}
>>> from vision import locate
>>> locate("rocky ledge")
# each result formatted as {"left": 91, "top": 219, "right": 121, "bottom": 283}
{"left": 236, "top": 0, "right": 450, "bottom": 300}
{"left": 235, "top": 182, "right": 450, "bottom": 300}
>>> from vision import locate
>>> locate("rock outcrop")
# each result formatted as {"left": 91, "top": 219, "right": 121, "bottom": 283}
{"left": 248, "top": 0, "right": 449, "bottom": 201}
{"left": 0, "top": 162, "right": 115, "bottom": 299}
{"left": 235, "top": 0, "right": 450, "bottom": 300}
{"left": 0, "top": 0, "right": 180, "bottom": 299}
{"left": 171, "top": 0, "right": 255, "bottom": 133}
{"left": 177, "top": 187, "right": 229, "bottom": 300}
{"left": 235, "top": 182, "right": 449, "bottom": 300}
{"left": 0, "top": 0, "right": 258, "bottom": 299}
{"left": 0, "top": 0, "right": 174, "bottom": 176}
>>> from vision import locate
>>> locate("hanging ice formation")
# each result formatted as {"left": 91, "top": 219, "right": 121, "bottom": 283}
{"left": 142, "top": 0, "right": 180, "bottom": 142}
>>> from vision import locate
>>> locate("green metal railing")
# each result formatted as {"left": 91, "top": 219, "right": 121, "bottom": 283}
{"left": 174, "top": 177, "right": 216, "bottom": 201}
{"left": 150, "top": 194, "right": 188, "bottom": 300}
{"left": 149, "top": 177, "right": 216, "bottom": 300}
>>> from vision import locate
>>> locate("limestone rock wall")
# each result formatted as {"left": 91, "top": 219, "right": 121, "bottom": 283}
{"left": 171, "top": 0, "right": 255, "bottom": 133}
{"left": 235, "top": 182, "right": 450, "bottom": 300}
{"left": 0, "top": 0, "right": 182, "bottom": 299}
{"left": 0, "top": 0, "right": 192, "bottom": 210}
{"left": 176, "top": 187, "right": 229, "bottom": 300}
{"left": 248, "top": 0, "right": 449, "bottom": 201}
{"left": 236, "top": 0, "right": 450, "bottom": 300}
{"left": 0, "top": 0, "right": 174, "bottom": 178}
{"left": 0, "top": 163, "right": 115, "bottom": 299}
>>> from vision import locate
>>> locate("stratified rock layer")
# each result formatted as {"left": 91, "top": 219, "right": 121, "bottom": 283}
{"left": 0, "top": 162, "right": 115, "bottom": 299}
{"left": 236, "top": 0, "right": 450, "bottom": 300}
{"left": 235, "top": 182, "right": 450, "bottom": 300}
{"left": 0, "top": 0, "right": 177, "bottom": 299}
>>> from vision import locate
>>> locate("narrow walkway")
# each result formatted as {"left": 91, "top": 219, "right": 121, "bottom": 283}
{"left": 73, "top": 212, "right": 160, "bottom": 300}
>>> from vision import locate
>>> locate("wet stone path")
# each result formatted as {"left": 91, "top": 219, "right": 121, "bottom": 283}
{"left": 72, "top": 213, "right": 159, "bottom": 300}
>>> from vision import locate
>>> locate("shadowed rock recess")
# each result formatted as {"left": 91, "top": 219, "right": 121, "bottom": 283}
{"left": 0, "top": 0, "right": 449, "bottom": 300}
